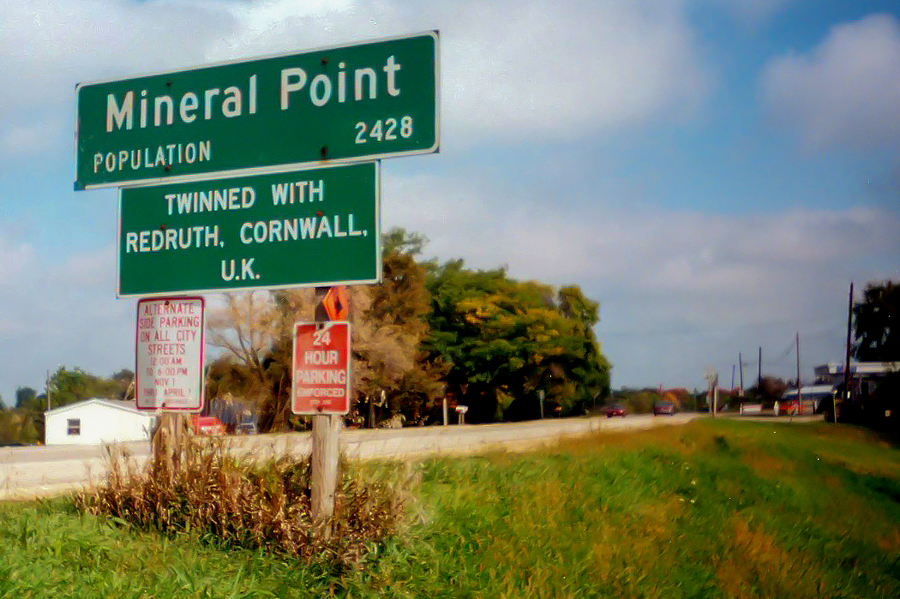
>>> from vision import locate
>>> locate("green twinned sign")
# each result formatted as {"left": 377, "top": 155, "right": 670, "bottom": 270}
{"left": 117, "top": 162, "right": 380, "bottom": 297}
{"left": 76, "top": 32, "right": 438, "bottom": 190}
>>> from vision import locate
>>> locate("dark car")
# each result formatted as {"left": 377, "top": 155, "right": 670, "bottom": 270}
{"left": 604, "top": 404, "right": 627, "bottom": 418}
{"left": 653, "top": 400, "right": 676, "bottom": 416}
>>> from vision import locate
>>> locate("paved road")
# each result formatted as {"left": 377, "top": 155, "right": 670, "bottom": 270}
{"left": 2, "top": 413, "right": 701, "bottom": 500}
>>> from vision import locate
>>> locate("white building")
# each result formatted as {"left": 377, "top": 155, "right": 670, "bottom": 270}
{"left": 814, "top": 361, "right": 898, "bottom": 382}
{"left": 44, "top": 399, "right": 156, "bottom": 445}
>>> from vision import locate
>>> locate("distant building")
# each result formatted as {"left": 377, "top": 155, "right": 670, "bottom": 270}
{"left": 781, "top": 384, "right": 836, "bottom": 413}
{"left": 813, "top": 362, "right": 898, "bottom": 421}
{"left": 814, "top": 361, "right": 898, "bottom": 381}
{"left": 814, "top": 362, "right": 898, "bottom": 395}
{"left": 44, "top": 399, "right": 156, "bottom": 445}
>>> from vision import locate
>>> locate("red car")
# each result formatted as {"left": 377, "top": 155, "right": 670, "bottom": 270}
{"left": 653, "top": 401, "right": 676, "bottom": 416}
{"left": 189, "top": 415, "right": 226, "bottom": 435}
{"left": 604, "top": 404, "right": 627, "bottom": 418}
{"left": 773, "top": 399, "right": 800, "bottom": 416}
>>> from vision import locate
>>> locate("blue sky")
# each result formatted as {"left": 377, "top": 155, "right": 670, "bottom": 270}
{"left": 1, "top": 0, "right": 899, "bottom": 406}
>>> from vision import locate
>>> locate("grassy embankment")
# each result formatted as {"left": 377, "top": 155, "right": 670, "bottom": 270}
{"left": 2, "top": 419, "right": 900, "bottom": 598}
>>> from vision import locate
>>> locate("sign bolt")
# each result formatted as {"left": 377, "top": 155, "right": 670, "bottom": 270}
{"left": 320, "top": 146, "right": 328, "bottom": 158}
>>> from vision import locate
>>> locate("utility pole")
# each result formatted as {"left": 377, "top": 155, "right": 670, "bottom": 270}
{"left": 758, "top": 347, "right": 762, "bottom": 390}
{"left": 841, "top": 282, "right": 854, "bottom": 422}
{"left": 795, "top": 332, "right": 802, "bottom": 415}
{"left": 739, "top": 352, "right": 744, "bottom": 395}
{"left": 46, "top": 370, "right": 51, "bottom": 411}
{"left": 704, "top": 369, "right": 717, "bottom": 418}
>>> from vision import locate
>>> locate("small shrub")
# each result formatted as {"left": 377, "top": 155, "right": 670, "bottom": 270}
{"left": 714, "top": 435, "right": 732, "bottom": 452}
{"left": 75, "top": 434, "right": 402, "bottom": 566}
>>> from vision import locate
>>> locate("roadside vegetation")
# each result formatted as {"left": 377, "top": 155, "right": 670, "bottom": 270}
{"left": 1, "top": 228, "right": 612, "bottom": 445}
{"left": 606, "top": 387, "right": 700, "bottom": 415}
{"left": 0, "top": 368, "right": 133, "bottom": 446}
{"left": 3, "top": 419, "right": 900, "bottom": 598}
{"left": 74, "top": 434, "right": 402, "bottom": 566}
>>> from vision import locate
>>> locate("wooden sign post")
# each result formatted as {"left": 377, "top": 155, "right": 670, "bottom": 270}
{"left": 293, "top": 288, "right": 351, "bottom": 537}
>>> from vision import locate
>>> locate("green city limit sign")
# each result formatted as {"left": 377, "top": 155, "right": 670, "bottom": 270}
{"left": 117, "top": 162, "right": 379, "bottom": 297}
{"left": 76, "top": 32, "right": 438, "bottom": 190}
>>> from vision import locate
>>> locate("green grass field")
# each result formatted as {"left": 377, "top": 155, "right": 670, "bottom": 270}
{"left": 3, "top": 419, "right": 900, "bottom": 598}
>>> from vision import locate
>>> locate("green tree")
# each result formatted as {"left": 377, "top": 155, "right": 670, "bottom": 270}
{"left": 205, "top": 290, "right": 299, "bottom": 432}
{"left": 206, "top": 291, "right": 282, "bottom": 404}
{"left": 554, "top": 285, "right": 612, "bottom": 410}
{"left": 0, "top": 410, "right": 40, "bottom": 445}
{"left": 204, "top": 229, "right": 609, "bottom": 429}
{"left": 43, "top": 366, "right": 129, "bottom": 409}
{"left": 853, "top": 280, "right": 900, "bottom": 362}
{"left": 371, "top": 233, "right": 447, "bottom": 424}
{"left": 424, "top": 260, "right": 610, "bottom": 422}
{"left": 851, "top": 280, "right": 900, "bottom": 430}
{"left": 47, "top": 367, "right": 96, "bottom": 408}
{"left": 15, "top": 387, "right": 39, "bottom": 411}
{"left": 211, "top": 230, "right": 441, "bottom": 432}
{"left": 106, "top": 369, "right": 135, "bottom": 399}
{"left": 382, "top": 227, "right": 428, "bottom": 257}
{"left": 265, "top": 235, "right": 442, "bottom": 429}
{"left": 748, "top": 376, "right": 787, "bottom": 404}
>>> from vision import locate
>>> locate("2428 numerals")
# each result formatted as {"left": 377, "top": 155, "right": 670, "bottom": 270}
{"left": 355, "top": 116, "right": 413, "bottom": 144}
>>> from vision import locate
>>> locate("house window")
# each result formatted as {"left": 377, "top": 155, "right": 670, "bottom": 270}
{"left": 67, "top": 418, "right": 81, "bottom": 436}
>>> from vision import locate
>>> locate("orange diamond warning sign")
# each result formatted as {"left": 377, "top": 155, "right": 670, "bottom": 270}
{"left": 291, "top": 321, "right": 351, "bottom": 415}
{"left": 322, "top": 286, "right": 349, "bottom": 320}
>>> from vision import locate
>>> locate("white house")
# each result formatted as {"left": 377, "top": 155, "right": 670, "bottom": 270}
{"left": 44, "top": 399, "right": 156, "bottom": 445}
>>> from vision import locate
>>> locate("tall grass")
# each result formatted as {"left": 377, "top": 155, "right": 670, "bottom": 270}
{"left": 346, "top": 420, "right": 900, "bottom": 597}
{"left": 74, "top": 432, "right": 402, "bottom": 566}
{"left": 3, "top": 419, "right": 900, "bottom": 598}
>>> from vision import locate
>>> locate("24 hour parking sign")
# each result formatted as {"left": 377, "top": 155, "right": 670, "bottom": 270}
{"left": 291, "top": 321, "right": 351, "bottom": 415}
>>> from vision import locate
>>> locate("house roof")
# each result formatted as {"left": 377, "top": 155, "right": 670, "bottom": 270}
{"left": 815, "top": 362, "right": 899, "bottom": 377}
{"left": 783, "top": 384, "right": 835, "bottom": 397}
{"left": 44, "top": 398, "right": 149, "bottom": 417}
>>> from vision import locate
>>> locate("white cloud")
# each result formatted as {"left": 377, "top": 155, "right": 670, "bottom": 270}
{"left": 0, "top": 0, "right": 710, "bottom": 157}
{"left": 50, "top": 245, "right": 116, "bottom": 286}
{"left": 439, "top": 1, "right": 710, "bottom": 145}
{"left": 0, "top": 238, "right": 38, "bottom": 286}
{"left": 384, "top": 170, "right": 900, "bottom": 387}
{"left": 0, "top": 0, "right": 237, "bottom": 153}
{"left": 0, "top": 118, "right": 61, "bottom": 155}
{"left": 2, "top": 0, "right": 890, "bottom": 400}
{"left": 762, "top": 13, "right": 900, "bottom": 151}
{"left": 0, "top": 237, "right": 131, "bottom": 404}
{"left": 388, "top": 171, "right": 897, "bottom": 297}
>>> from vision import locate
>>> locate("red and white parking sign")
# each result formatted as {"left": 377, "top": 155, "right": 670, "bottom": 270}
{"left": 292, "top": 321, "right": 351, "bottom": 415}
{"left": 135, "top": 296, "right": 205, "bottom": 412}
